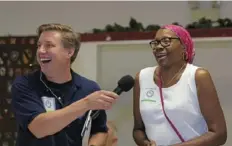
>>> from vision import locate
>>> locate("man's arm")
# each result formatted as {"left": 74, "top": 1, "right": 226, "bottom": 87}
{"left": 11, "top": 79, "right": 117, "bottom": 139}
{"left": 11, "top": 82, "right": 90, "bottom": 139}
{"left": 171, "top": 69, "right": 227, "bottom": 146}
{"left": 28, "top": 99, "right": 89, "bottom": 138}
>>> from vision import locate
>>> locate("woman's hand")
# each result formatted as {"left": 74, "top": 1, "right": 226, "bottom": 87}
{"left": 143, "top": 140, "right": 156, "bottom": 146}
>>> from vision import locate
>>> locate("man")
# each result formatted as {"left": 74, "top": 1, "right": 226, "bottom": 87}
{"left": 11, "top": 23, "right": 119, "bottom": 146}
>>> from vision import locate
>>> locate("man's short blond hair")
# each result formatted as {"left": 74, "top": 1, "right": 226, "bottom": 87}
{"left": 37, "top": 23, "right": 81, "bottom": 63}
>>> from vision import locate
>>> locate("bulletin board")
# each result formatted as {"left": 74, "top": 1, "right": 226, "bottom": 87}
{"left": 0, "top": 37, "right": 38, "bottom": 146}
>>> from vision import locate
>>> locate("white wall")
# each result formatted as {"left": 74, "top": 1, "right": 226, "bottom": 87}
{"left": 0, "top": 1, "right": 232, "bottom": 35}
{"left": 71, "top": 42, "right": 98, "bottom": 81}
{"left": 72, "top": 37, "right": 232, "bottom": 81}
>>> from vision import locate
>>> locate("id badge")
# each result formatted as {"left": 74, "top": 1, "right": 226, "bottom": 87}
{"left": 41, "top": 96, "right": 56, "bottom": 112}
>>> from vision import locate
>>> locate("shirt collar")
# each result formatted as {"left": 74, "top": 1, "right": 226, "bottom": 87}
{"left": 70, "top": 69, "right": 82, "bottom": 88}
{"left": 39, "top": 69, "right": 82, "bottom": 88}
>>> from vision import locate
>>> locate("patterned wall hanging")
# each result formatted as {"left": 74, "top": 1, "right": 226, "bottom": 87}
{"left": 0, "top": 36, "right": 38, "bottom": 146}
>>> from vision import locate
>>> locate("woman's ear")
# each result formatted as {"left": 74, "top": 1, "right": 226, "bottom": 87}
{"left": 182, "top": 51, "right": 188, "bottom": 61}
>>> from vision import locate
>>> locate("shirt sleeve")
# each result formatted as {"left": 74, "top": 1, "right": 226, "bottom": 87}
{"left": 11, "top": 78, "right": 45, "bottom": 131}
{"left": 89, "top": 82, "right": 108, "bottom": 135}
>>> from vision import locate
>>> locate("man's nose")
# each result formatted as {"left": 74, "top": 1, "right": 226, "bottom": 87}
{"left": 37, "top": 46, "right": 46, "bottom": 53}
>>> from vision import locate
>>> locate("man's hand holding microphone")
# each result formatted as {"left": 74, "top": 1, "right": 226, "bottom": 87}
{"left": 84, "top": 75, "right": 135, "bottom": 111}
{"left": 85, "top": 90, "right": 119, "bottom": 110}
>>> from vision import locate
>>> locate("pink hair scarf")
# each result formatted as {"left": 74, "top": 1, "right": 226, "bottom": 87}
{"left": 161, "top": 24, "right": 195, "bottom": 63}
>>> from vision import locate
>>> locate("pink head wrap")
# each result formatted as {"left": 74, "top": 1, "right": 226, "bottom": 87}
{"left": 161, "top": 24, "right": 195, "bottom": 63}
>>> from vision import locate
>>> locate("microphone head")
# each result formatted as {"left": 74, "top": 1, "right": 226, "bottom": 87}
{"left": 118, "top": 75, "right": 135, "bottom": 92}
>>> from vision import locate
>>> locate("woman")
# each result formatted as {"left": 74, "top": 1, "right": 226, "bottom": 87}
{"left": 132, "top": 24, "right": 227, "bottom": 146}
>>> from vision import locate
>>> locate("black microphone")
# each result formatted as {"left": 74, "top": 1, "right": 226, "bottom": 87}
{"left": 81, "top": 75, "right": 135, "bottom": 138}
{"left": 90, "top": 75, "right": 135, "bottom": 120}
{"left": 113, "top": 75, "right": 135, "bottom": 95}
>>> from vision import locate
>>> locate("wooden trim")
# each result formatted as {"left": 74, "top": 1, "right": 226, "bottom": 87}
{"left": 80, "top": 28, "right": 232, "bottom": 42}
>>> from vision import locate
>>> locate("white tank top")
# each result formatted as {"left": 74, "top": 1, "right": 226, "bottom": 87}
{"left": 139, "top": 63, "right": 208, "bottom": 145}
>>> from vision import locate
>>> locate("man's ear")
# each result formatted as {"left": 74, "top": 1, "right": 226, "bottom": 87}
{"left": 67, "top": 48, "right": 75, "bottom": 58}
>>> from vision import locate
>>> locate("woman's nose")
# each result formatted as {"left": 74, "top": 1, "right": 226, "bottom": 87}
{"left": 153, "top": 45, "right": 164, "bottom": 52}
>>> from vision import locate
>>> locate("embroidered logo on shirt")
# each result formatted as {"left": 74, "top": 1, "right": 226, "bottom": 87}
{"left": 146, "top": 89, "right": 154, "bottom": 97}
{"left": 41, "top": 96, "right": 56, "bottom": 112}
{"left": 141, "top": 88, "right": 157, "bottom": 103}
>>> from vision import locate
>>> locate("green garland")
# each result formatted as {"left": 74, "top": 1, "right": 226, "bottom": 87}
{"left": 91, "top": 17, "right": 232, "bottom": 34}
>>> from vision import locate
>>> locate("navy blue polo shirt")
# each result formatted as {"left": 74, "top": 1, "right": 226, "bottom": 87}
{"left": 11, "top": 70, "right": 108, "bottom": 146}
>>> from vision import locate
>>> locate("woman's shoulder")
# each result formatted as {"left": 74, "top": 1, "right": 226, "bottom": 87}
{"left": 140, "top": 66, "right": 157, "bottom": 74}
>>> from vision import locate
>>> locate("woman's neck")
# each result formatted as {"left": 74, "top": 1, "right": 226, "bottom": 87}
{"left": 158, "top": 62, "right": 187, "bottom": 86}
{"left": 160, "top": 62, "right": 187, "bottom": 73}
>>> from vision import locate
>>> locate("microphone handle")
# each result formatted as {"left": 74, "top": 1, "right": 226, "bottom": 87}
{"left": 83, "top": 86, "right": 123, "bottom": 129}
{"left": 113, "top": 86, "right": 123, "bottom": 95}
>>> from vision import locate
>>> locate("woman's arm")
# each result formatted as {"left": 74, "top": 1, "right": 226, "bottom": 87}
{"left": 133, "top": 72, "right": 153, "bottom": 146}
{"left": 172, "top": 68, "right": 227, "bottom": 146}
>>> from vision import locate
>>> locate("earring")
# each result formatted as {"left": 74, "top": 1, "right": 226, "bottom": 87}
{"left": 182, "top": 52, "right": 188, "bottom": 61}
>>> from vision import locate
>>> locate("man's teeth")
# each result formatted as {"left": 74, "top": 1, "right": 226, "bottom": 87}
{"left": 40, "top": 58, "right": 51, "bottom": 63}
{"left": 40, "top": 58, "right": 51, "bottom": 61}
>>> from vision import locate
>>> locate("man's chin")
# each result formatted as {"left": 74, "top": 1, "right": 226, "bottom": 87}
{"left": 40, "top": 67, "right": 50, "bottom": 75}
